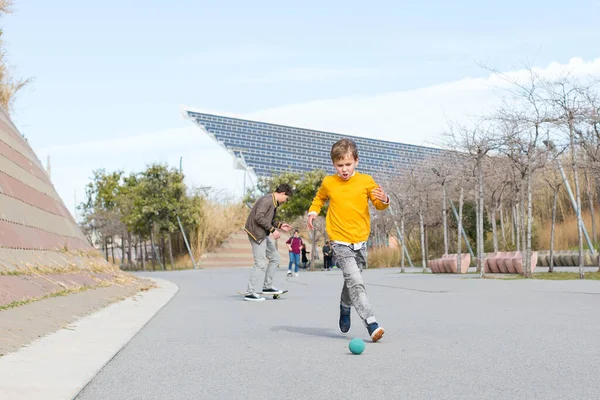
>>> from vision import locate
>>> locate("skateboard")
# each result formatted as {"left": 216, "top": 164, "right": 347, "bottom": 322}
{"left": 237, "top": 290, "right": 289, "bottom": 299}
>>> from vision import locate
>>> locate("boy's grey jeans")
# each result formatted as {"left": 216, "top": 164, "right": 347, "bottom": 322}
{"left": 246, "top": 236, "right": 280, "bottom": 295}
{"left": 332, "top": 243, "right": 377, "bottom": 325}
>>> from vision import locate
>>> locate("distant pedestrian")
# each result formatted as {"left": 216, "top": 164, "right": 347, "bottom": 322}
{"left": 286, "top": 229, "right": 303, "bottom": 277}
{"left": 301, "top": 244, "right": 311, "bottom": 269}
{"left": 322, "top": 240, "right": 333, "bottom": 271}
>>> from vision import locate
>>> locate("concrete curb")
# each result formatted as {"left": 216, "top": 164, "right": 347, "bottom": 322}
{"left": 0, "top": 277, "right": 179, "bottom": 400}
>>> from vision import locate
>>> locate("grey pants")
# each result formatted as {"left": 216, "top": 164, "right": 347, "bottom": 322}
{"left": 246, "top": 236, "right": 280, "bottom": 295}
{"left": 332, "top": 243, "right": 376, "bottom": 325}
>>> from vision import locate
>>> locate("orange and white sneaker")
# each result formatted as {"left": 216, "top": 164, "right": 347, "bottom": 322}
{"left": 367, "top": 322, "right": 385, "bottom": 342}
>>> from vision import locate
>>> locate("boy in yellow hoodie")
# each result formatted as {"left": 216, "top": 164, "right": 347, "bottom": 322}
{"left": 307, "top": 139, "right": 389, "bottom": 342}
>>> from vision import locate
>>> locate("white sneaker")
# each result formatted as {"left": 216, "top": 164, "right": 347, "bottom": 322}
{"left": 286, "top": 271, "right": 293, "bottom": 277}
{"left": 261, "top": 287, "right": 283, "bottom": 295}
{"left": 294, "top": 273, "right": 299, "bottom": 277}
{"left": 244, "top": 293, "right": 265, "bottom": 302}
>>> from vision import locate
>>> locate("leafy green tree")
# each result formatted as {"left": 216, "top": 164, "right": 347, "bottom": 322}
{"left": 247, "top": 169, "right": 328, "bottom": 220}
{"left": 245, "top": 169, "right": 329, "bottom": 268}
{"left": 79, "top": 169, "right": 125, "bottom": 263}
{"left": 134, "top": 163, "right": 190, "bottom": 269}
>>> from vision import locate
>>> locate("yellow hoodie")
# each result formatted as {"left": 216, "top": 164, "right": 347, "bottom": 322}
{"left": 308, "top": 172, "right": 389, "bottom": 243}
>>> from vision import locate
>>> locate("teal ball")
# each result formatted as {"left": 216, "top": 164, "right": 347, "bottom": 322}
{"left": 348, "top": 338, "right": 365, "bottom": 355}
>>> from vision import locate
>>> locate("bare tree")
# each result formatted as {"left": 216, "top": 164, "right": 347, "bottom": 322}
{"left": 542, "top": 74, "right": 599, "bottom": 279}
{"left": 489, "top": 66, "right": 557, "bottom": 277}
{"left": 451, "top": 154, "right": 473, "bottom": 273}
{"left": 442, "top": 120, "right": 499, "bottom": 276}
{"left": 430, "top": 154, "right": 457, "bottom": 255}
{"left": 484, "top": 157, "right": 511, "bottom": 252}
{"left": 408, "top": 166, "right": 428, "bottom": 270}
{"left": 542, "top": 164, "right": 563, "bottom": 273}
{"left": 387, "top": 179, "right": 414, "bottom": 273}
{"left": 583, "top": 167, "right": 596, "bottom": 243}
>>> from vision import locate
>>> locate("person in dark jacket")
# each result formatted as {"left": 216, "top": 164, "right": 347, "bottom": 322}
{"left": 243, "top": 183, "right": 293, "bottom": 301}
{"left": 322, "top": 240, "right": 333, "bottom": 271}
{"left": 301, "top": 243, "right": 311, "bottom": 269}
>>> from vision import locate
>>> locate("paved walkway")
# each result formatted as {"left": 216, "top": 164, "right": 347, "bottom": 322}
{"left": 0, "top": 278, "right": 178, "bottom": 400}
{"left": 76, "top": 267, "right": 599, "bottom": 399}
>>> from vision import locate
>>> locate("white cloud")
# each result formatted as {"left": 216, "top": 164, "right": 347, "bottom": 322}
{"left": 242, "top": 57, "right": 600, "bottom": 147}
{"left": 37, "top": 57, "right": 600, "bottom": 219}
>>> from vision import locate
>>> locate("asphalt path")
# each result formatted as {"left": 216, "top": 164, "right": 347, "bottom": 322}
{"left": 76, "top": 267, "right": 600, "bottom": 399}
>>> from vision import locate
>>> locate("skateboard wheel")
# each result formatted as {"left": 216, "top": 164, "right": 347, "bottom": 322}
{"left": 273, "top": 294, "right": 279, "bottom": 299}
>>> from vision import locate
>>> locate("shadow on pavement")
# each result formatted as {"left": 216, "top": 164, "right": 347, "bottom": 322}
{"left": 271, "top": 325, "right": 347, "bottom": 339}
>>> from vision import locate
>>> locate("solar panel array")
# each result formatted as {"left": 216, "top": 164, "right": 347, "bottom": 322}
{"left": 186, "top": 111, "right": 440, "bottom": 179}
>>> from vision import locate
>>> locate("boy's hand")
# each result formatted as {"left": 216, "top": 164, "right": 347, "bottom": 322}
{"left": 307, "top": 214, "right": 316, "bottom": 230}
{"left": 272, "top": 230, "right": 281, "bottom": 239}
{"left": 373, "top": 186, "right": 389, "bottom": 202}
{"left": 280, "top": 223, "right": 292, "bottom": 232}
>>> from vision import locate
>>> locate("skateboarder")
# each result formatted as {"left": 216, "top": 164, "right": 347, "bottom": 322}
{"left": 244, "top": 183, "right": 293, "bottom": 301}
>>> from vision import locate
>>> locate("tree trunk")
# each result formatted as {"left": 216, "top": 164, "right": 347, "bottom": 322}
{"left": 511, "top": 203, "right": 516, "bottom": 248}
{"left": 132, "top": 238, "right": 138, "bottom": 269}
{"left": 585, "top": 169, "right": 597, "bottom": 243}
{"left": 141, "top": 239, "right": 146, "bottom": 271}
{"left": 569, "top": 121, "right": 585, "bottom": 279}
{"left": 550, "top": 188, "right": 557, "bottom": 273}
{"left": 524, "top": 169, "right": 533, "bottom": 278}
{"left": 475, "top": 192, "right": 480, "bottom": 272}
{"left": 121, "top": 234, "right": 125, "bottom": 269}
{"left": 103, "top": 237, "right": 108, "bottom": 262}
{"left": 167, "top": 233, "right": 175, "bottom": 270}
{"left": 457, "top": 187, "right": 464, "bottom": 274}
{"left": 500, "top": 206, "right": 506, "bottom": 248}
{"left": 311, "top": 229, "right": 318, "bottom": 271}
{"left": 400, "top": 216, "right": 406, "bottom": 273}
{"left": 478, "top": 158, "right": 485, "bottom": 277}
{"left": 520, "top": 179, "right": 527, "bottom": 256}
{"left": 150, "top": 229, "right": 157, "bottom": 270}
{"left": 110, "top": 236, "right": 115, "bottom": 264}
{"left": 127, "top": 232, "right": 133, "bottom": 267}
{"left": 161, "top": 235, "right": 167, "bottom": 270}
{"left": 514, "top": 203, "right": 520, "bottom": 252}
{"left": 491, "top": 206, "right": 498, "bottom": 252}
{"left": 419, "top": 209, "right": 426, "bottom": 271}
{"left": 442, "top": 181, "right": 448, "bottom": 255}
{"left": 424, "top": 224, "right": 429, "bottom": 267}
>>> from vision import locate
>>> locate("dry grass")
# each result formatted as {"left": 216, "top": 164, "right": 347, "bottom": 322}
{"left": 190, "top": 201, "right": 248, "bottom": 258}
{"left": 0, "top": 285, "right": 93, "bottom": 311}
{"left": 368, "top": 246, "right": 402, "bottom": 268}
{"left": 484, "top": 272, "right": 600, "bottom": 280}
{"left": 0, "top": 1, "right": 30, "bottom": 114}
{"left": 533, "top": 271, "right": 600, "bottom": 280}
{"left": 536, "top": 210, "right": 600, "bottom": 250}
{"left": 0, "top": 69, "right": 28, "bottom": 113}
{"left": 170, "top": 254, "right": 198, "bottom": 270}
{"left": 1, "top": 256, "right": 121, "bottom": 276}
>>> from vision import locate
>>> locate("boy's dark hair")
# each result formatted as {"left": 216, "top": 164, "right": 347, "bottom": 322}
{"left": 331, "top": 138, "right": 359, "bottom": 162}
{"left": 275, "top": 183, "right": 293, "bottom": 196}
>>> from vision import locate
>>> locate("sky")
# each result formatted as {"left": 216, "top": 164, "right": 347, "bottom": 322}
{"left": 2, "top": 0, "right": 600, "bottom": 219}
